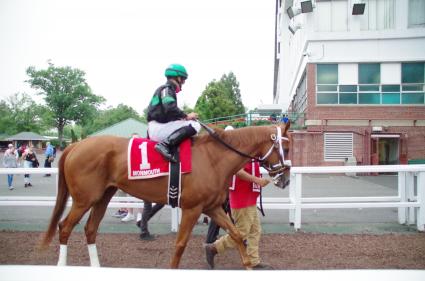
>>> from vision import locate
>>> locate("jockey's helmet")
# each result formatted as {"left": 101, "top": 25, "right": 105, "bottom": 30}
{"left": 165, "top": 64, "right": 188, "bottom": 79}
{"left": 225, "top": 125, "right": 234, "bottom": 131}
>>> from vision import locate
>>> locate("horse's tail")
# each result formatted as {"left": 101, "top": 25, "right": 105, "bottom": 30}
{"left": 39, "top": 144, "right": 74, "bottom": 249}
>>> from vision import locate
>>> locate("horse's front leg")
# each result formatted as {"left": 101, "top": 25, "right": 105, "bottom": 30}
{"left": 207, "top": 207, "right": 251, "bottom": 268}
{"left": 170, "top": 206, "right": 202, "bottom": 268}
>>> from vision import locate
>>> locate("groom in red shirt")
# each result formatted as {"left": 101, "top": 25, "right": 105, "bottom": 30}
{"left": 204, "top": 126, "right": 272, "bottom": 270}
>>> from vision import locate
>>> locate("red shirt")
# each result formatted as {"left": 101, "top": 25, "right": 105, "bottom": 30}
{"left": 229, "top": 162, "right": 261, "bottom": 209}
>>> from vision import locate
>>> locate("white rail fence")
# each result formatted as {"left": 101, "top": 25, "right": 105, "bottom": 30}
{"left": 1, "top": 165, "right": 424, "bottom": 232}
{"left": 284, "top": 165, "right": 425, "bottom": 231}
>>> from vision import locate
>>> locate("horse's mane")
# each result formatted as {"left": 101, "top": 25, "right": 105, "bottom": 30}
{"left": 193, "top": 126, "right": 271, "bottom": 148}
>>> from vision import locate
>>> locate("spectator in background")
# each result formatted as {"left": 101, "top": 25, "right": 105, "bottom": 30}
{"left": 44, "top": 141, "right": 55, "bottom": 177}
{"left": 2, "top": 144, "right": 19, "bottom": 190}
{"left": 17, "top": 143, "right": 27, "bottom": 166}
{"left": 281, "top": 115, "right": 289, "bottom": 124}
{"left": 22, "top": 145, "right": 39, "bottom": 188}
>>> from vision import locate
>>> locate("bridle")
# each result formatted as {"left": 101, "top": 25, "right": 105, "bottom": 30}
{"left": 258, "top": 126, "right": 291, "bottom": 185}
{"left": 197, "top": 121, "right": 292, "bottom": 175}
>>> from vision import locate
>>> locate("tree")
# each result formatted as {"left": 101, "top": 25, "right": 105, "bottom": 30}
{"left": 26, "top": 62, "right": 105, "bottom": 147}
{"left": 0, "top": 100, "right": 13, "bottom": 134}
{"left": 0, "top": 93, "right": 48, "bottom": 135}
{"left": 83, "top": 103, "right": 144, "bottom": 136}
{"left": 195, "top": 72, "right": 245, "bottom": 120}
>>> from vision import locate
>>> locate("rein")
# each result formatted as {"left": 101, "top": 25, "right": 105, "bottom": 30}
{"left": 197, "top": 121, "right": 264, "bottom": 163}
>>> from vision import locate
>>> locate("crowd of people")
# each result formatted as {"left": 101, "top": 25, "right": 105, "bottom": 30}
{"left": 2, "top": 142, "right": 56, "bottom": 189}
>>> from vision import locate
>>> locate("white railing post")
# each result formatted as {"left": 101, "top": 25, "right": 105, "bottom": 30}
{"left": 416, "top": 172, "right": 425, "bottom": 232}
{"left": 294, "top": 173, "right": 302, "bottom": 230}
{"left": 407, "top": 172, "right": 416, "bottom": 225}
{"left": 397, "top": 172, "right": 406, "bottom": 224}
{"left": 288, "top": 173, "right": 296, "bottom": 225}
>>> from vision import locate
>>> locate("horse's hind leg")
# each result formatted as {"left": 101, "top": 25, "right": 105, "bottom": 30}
{"left": 170, "top": 206, "right": 202, "bottom": 268}
{"left": 57, "top": 204, "right": 91, "bottom": 266}
{"left": 84, "top": 187, "right": 117, "bottom": 267}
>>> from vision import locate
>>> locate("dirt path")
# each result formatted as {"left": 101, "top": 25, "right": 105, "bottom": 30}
{"left": 1, "top": 231, "right": 424, "bottom": 269}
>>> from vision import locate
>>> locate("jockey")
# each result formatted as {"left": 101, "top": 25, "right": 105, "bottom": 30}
{"left": 147, "top": 64, "right": 201, "bottom": 162}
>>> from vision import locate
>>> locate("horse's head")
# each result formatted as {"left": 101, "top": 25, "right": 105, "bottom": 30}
{"left": 259, "top": 122, "right": 291, "bottom": 189}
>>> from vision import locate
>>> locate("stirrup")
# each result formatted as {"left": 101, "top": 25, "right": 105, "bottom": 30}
{"left": 155, "top": 143, "right": 175, "bottom": 162}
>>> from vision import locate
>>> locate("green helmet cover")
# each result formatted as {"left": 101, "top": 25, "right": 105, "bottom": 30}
{"left": 164, "top": 64, "right": 188, "bottom": 79}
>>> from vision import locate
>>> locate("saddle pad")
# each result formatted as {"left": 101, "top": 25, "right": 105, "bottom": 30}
{"left": 128, "top": 138, "right": 192, "bottom": 179}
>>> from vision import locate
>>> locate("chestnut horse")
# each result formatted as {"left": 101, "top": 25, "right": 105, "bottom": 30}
{"left": 40, "top": 122, "right": 291, "bottom": 269}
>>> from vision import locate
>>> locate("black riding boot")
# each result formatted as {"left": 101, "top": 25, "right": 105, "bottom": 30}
{"left": 155, "top": 125, "right": 196, "bottom": 163}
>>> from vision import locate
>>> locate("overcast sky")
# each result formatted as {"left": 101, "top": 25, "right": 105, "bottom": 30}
{"left": 0, "top": 0, "right": 276, "bottom": 115}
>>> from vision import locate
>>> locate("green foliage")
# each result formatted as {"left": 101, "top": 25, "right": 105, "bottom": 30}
{"left": 82, "top": 103, "right": 144, "bottom": 136}
{"left": 251, "top": 120, "right": 272, "bottom": 126}
{"left": 230, "top": 121, "right": 247, "bottom": 128}
{"left": 26, "top": 61, "right": 105, "bottom": 147}
{"left": 62, "top": 124, "right": 82, "bottom": 140}
{"left": 0, "top": 93, "right": 49, "bottom": 135}
{"left": 195, "top": 72, "right": 245, "bottom": 120}
{"left": 70, "top": 129, "right": 78, "bottom": 143}
{"left": 182, "top": 103, "right": 195, "bottom": 114}
{"left": 0, "top": 100, "right": 14, "bottom": 134}
{"left": 49, "top": 139, "right": 61, "bottom": 148}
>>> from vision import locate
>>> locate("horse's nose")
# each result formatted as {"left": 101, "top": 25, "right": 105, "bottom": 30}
{"left": 282, "top": 178, "right": 290, "bottom": 189}
{"left": 273, "top": 173, "right": 290, "bottom": 189}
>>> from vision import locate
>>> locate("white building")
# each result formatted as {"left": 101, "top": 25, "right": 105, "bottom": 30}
{"left": 273, "top": 0, "right": 425, "bottom": 166}
{"left": 274, "top": 0, "right": 425, "bottom": 109}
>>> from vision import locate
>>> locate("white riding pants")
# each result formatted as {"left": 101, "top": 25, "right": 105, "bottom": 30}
{"left": 148, "top": 120, "right": 201, "bottom": 142}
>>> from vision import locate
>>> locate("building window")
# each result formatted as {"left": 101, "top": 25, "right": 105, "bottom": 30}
{"left": 408, "top": 0, "right": 425, "bottom": 28}
{"left": 358, "top": 63, "right": 380, "bottom": 104}
{"left": 361, "top": 0, "right": 395, "bottom": 30}
{"left": 402, "top": 63, "right": 425, "bottom": 104}
{"left": 292, "top": 72, "right": 307, "bottom": 113}
{"left": 317, "top": 62, "right": 425, "bottom": 105}
{"left": 317, "top": 64, "right": 338, "bottom": 84}
{"left": 359, "top": 63, "right": 380, "bottom": 84}
{"left": 382, "top": 85, "right": 401, "bottom": 104}
{"left": 339, "top": 85, "right": 357, "bottom": 104}
{"left": 402, "top": 63, "right": 424, "bottom": 84}
{"left": 317, "top": 64, "right": 338, "bottom": 104}
{"left": 324, "top": 133, "right": 353, "bottom": 161}
{"left": 315, "top": 0, "right": 348, "bottom": 32}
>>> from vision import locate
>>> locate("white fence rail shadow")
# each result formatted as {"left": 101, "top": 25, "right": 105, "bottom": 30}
{"left": 1, "top": 165, "right": 425, "bottom": 232}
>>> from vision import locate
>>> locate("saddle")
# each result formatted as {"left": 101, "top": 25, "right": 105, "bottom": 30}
{"left": 128, "top": 138, "right": 192, "bottom": 207}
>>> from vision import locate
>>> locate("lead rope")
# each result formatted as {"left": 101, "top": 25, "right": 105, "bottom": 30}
{"left": 259, "top": 184, "right": 266, "bottom": 217}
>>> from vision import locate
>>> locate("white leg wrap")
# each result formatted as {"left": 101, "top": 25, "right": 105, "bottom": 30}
{"left": 57, "top": 244, "right": 67, "bottom": 266}
{"left": 88, "top": 244, "right": 100, "bottom": 267}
